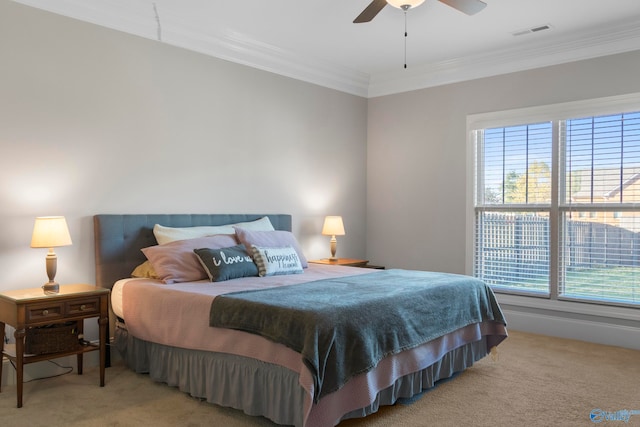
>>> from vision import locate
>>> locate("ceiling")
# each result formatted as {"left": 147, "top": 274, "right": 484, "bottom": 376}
{"left": 12, "top": 0, "right": 640, "bottom": 97}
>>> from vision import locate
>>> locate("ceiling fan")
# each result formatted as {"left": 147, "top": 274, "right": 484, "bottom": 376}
{"left": 354, "top": 0, "right": 487, "bottom": 23}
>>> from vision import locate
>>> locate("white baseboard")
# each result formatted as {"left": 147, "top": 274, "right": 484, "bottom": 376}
{"left": 503, "top": 308, "right": 640, "bottom": 350}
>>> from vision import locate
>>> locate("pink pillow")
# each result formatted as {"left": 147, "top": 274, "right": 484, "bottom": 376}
{"left": 141, "top": 234, "right": 238, "bottom": 284}
{"left": 234, "top": 228, "right": 308, "bottom": 268}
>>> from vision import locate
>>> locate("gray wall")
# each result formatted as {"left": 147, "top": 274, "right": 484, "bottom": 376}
{"left": 0, "top": 1, "right": 367, "bottom": 293}
{"left": 366, "top": 50, "right": 640, "bottom": 272}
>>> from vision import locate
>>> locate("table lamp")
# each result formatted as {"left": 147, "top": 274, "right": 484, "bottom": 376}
{"left": 30, "top": 216, "right": 72, "bottom": 294}
{"left": 322, "top": 216, "right": 345, "bottom": 260}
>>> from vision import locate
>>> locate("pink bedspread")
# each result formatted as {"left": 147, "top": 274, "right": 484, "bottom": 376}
{"left": 119, "top": 265, "right": 374, "bottom": 401}
{"left": 121, "top": 264, "right": 372, "bottom": 351}
{"left": 116, "top": 264, "right": 507, "bottom": 427}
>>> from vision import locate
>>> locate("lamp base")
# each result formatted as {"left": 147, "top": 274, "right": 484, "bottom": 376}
{"left": 42, "top": 281, "right": 60, "bottom": 295}
{"left": 329, "top": 236, "right": 338, "bottom": 260}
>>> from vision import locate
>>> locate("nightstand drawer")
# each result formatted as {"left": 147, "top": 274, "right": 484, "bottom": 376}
{"left": 66, "top": 297, "right": 100, "bottom": 316}
{"left": 25, "top": 302, "right": 65, "bottom": 323}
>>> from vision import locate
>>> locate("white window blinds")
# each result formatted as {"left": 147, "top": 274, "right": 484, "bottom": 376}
{"left": 560, "top": 112, "right": 640, "bottom": 304}
{"left": 475, "top": 123, "right": 552, "bottom": 295}
{"left": 473, "top": 105, "right": 640, "bottom": 306}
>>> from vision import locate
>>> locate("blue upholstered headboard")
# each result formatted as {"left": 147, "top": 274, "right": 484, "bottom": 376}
{"left": 93, "top": 214, "right": 292, "bottom": 289}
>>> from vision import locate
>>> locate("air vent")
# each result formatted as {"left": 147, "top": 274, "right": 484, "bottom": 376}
{"left": 512, "top": 24, "right": 552, "bottom": 37}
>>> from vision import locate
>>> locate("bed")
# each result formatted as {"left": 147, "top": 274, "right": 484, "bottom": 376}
{"left": 93, "top": 213, "right": 507, "bottom": 427}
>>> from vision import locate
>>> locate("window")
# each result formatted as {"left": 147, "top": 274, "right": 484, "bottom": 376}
{"left": 470, "top": 94, "right": 640, "bottom": 307}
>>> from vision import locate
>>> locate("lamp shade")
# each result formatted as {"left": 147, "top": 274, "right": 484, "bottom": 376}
{"left": 322, "top": 216, "right": 345, "bottom": 236}
{"left": 30, "top": 216, "right": 72, "bottom": 248}
{"left": 386, "top": 0, "right": 425, "bottom": 9}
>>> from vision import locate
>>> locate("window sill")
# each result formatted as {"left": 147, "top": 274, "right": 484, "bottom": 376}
{"left": 495, "top": 293, "right": 640, "bottom": 322}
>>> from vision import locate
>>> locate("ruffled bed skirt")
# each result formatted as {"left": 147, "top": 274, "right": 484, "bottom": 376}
{"left": 114, "top": 321, "right": 492, "bottom": 427}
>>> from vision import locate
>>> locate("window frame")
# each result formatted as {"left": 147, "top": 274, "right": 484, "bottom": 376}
{"left": 466, "top": 92, "right": 640, "bottom": 314}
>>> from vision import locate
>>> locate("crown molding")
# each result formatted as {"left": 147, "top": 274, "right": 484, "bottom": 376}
{"left": 367, "top": 20, "right": 640, "bottom": 97}
{"left": 165, "top": 25, "right": 371, "bottom": 97}
{"left": 12, "top": 0, "right": 371, "bottom": 97}
{"left": 12, "top": 0, "right": 640, "bottom": 99}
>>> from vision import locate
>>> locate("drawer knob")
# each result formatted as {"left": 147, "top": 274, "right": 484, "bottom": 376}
{"left": 42, "top": 309, "right": 49, "bottom": 316}
{"left": 80, "top": 304, "right": 87, "bottom": 311}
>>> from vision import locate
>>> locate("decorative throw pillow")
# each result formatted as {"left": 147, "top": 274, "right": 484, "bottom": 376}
{"left": 131, "top": 260, "right": 159, "bottom": 279}
{"left": 141, "top": 234, "right": 238, "bottom": 284}
{"left": 194, "top": 245, "right": 259, "bottom": 282}
{"left": 251, "top": 245, "right": 304, "bottom": 277}
{"left": 153, "top": 216, "right": 275, "bottom": 245}
{"left": 234, "top": 228, "right": 308, "bottom": 268}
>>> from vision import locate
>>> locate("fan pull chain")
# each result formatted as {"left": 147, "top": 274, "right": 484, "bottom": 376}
{"left": 153, "top": 2, "right": 162, "bottom": 42}
{"left": 404, "top": 10, "right": 408, "bottom": 69}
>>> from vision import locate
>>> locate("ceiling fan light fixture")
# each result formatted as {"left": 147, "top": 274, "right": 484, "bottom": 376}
{"left": 386, "top": 0, "right": 425, "bottom": 10}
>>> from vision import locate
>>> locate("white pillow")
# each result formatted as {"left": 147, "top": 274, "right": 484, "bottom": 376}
{"left": 153, "top": 216, "right": 274, "bottom": 245}
{"left": 233, "top": 216, "right": 275, "bottom": 231}
{"left": 251, "top": 245, "right": 303, "bottom": 277}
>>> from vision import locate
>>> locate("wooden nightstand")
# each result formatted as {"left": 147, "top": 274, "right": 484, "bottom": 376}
{"left": 309, "top": 258, "right": 385, "bottom": 269}
{"left": 0, "top": 284, "right": 110, "bottom": 408}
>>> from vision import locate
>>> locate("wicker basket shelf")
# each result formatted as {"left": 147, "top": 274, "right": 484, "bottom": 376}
{"left": 25, "top": 322, "right": 79, "bottom": 355}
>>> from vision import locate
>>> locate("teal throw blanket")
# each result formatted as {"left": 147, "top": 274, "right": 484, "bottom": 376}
{"left": 209, "top": 269, "right": 506, "bottom": 401}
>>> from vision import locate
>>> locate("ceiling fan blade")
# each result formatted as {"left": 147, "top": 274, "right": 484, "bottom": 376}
{"left": 438, "top": 0, "right": 487, "bottom": 15}
{"left": 354, "top": 0, "right": 388, "bottom": 23}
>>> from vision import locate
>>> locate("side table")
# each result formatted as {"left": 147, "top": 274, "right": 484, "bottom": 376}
{"left": 309, "top": 258, "right": 385, "bottom": 269}
{"left": 0, "top": 284, "right": 109, "bottom": 408}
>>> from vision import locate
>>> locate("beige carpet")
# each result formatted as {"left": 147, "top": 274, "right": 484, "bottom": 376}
{"left": 1, "top": 330, "right": 639, "bottom": 426}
